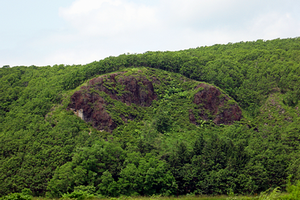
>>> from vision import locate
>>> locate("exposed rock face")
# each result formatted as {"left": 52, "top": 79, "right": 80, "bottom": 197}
{"left": 69, "top": 70, "right": 242, "bottom": 131}
{"left": 190, "top": 83, "right": 242, "bottom": 125}
{"left": 70, "top": 90, "right": 116, "bottom": 132}
{"left": 87, "top": 73, "right": 156, "bottom": 106}
{"left": 68, "top": 72, "right": 157, "bottom": 132}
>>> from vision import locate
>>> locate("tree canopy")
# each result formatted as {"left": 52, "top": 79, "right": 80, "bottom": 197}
{"left": 1, "top": 37, "right": 300, "bottom": 197}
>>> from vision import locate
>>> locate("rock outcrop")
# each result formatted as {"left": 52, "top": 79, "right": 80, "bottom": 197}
{"left": 68, "top": 72, "right": 157, "bottom": 132}
{"left": 190, "top": 83, "right": 242, "bottom": 125}
{"left": 68, "top": 71, "right": 242, "bottom": 132}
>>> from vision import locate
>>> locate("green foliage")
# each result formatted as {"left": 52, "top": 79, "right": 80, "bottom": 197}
{"left": 0, "top": 194, "right": 31, "bottom": 200}
{"left": 20, "top": 189, "right": 32, "bottom": 196}
{"left": 280, "top": 179, "right": 300, "bottom": 200}
{"left": 62, "top": 190, "right": 94, "bottom": 200}
{"left": 118, "top": 153, "right": 177, "bottom": 196}
{"left": 46, "top": 140, "right": 125, "bottom": 197}
{"left": 257, "top": 187, "right": 281, "bottom": 200}
{"left": 1, "top": 37, "right": 300, "bottom": 198}
{"left": 97, "top": 171, "right": 119, "bottom": 197}
{"left": 74, "top": 185, "right": 96, "bottom": 194}
{"left": 0, "top": 189, "right": 33, "bottom": 200}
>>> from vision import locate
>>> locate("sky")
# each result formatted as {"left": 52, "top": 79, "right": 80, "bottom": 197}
{"left": 1, "top": 0, "right": 300, "bottom": 67}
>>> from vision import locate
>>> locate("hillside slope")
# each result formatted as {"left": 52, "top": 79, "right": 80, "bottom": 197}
{"left": 1, "top": 37, "right": 300, "bottom": 197}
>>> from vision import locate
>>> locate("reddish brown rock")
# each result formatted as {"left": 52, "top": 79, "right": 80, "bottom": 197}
{"left": 191, "top": 83, "right": 242, "bottom": 125}
{"left": 69, "top": 90, "right": 117, "bottom": 132}
{"left": 68, "top": 72, "right": 157, "bottom": 132}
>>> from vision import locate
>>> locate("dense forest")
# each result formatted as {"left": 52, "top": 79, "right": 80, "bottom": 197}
{"left": 1, "top": 37, "right": 300, "bottom": 198}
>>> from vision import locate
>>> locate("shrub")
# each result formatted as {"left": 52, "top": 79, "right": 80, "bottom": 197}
{"left": 62, "top": 190, "right": 94, "bottom": 200}
{"left": 280, "top": 180, "right": 300, "bottom": 200}
{"left": 0, "top": 189, "right": 33, "bottom": 200}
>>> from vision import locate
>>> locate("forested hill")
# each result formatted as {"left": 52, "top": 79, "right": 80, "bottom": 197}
{"left": 1, "top": 37, "right": 300, "bottom": 197}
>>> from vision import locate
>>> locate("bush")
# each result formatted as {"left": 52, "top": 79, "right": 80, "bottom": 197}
{"left": 280, "top": 180, "right": 300, "bottom": 200}
{"left": 62, "top": 190, "right": 94, "bottom": 200}
{"left": 0, "top": 192, "right": 32, "bottom": 200}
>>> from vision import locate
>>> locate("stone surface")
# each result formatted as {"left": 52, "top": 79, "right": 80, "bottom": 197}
{"left": 190, "top": 83, "right": 242, "bottom": 125}
{"left": 68, "top": 72, "right": 157, "bottom": 132}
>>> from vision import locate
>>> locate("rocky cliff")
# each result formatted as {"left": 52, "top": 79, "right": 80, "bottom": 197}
{"left": 68, "top": 69, "right": 242, "bottom": 132}
{"left": 190, "top": 83, "right": 242, "bottom": 125}
{"left": 68, "top": 72, "right": 157, "bottom": 132}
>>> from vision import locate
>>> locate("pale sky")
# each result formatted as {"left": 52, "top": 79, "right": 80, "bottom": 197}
{"left": 1, "top": 0, "right": 300, "bottom": 67}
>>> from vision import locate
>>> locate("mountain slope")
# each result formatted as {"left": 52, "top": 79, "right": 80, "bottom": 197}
{"left": 0, "top": 37, "right": 300, "bottom": 197}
